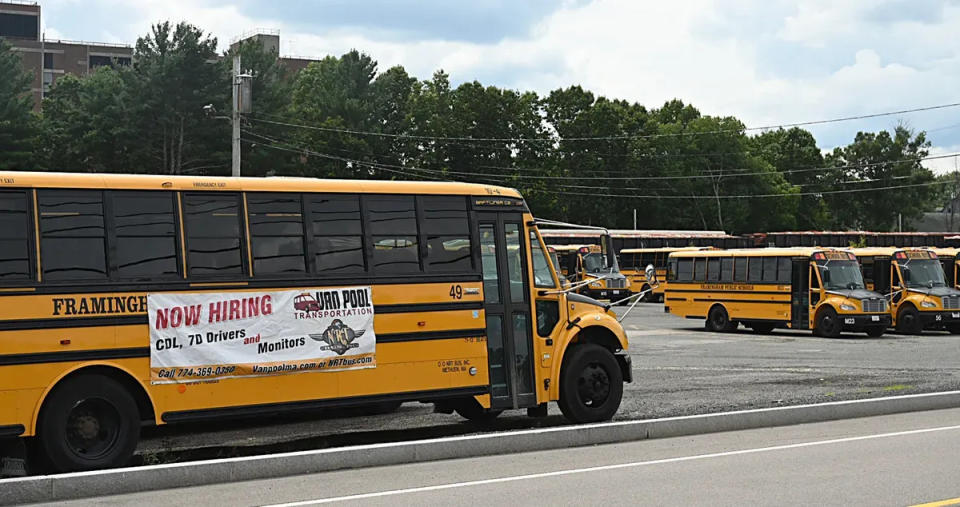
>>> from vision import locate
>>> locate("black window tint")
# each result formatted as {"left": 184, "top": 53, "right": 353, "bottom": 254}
{"left": 422, "top": 196, "right": 471, "bottom": 272}
{"left": 777, "top": 258, "right": 792, "bottom": 283}
{"left": 373, "top": 236, "right": 419, "bottom": 273}
{"left": 720, "top": 258, "right": 734, "bottom": 282}
{"left": 38, "top": 190, "right": 106, "bottom": 280}
{"left": 693, "top": 258, "right": 706, "bottom": 282}
{"left": 748, "top": 258, "right": 762, "bottom": 282}
{"left": 310, "top": 194, "right": 365, "bottom": 274}
{"left": 113, "top": 192, "right": 178, "bottom": 279}
{"left": 248, "top": 194, "right": 306, "bottom": 275}
{"left": 366, "top": 195, "right": 416, "bottom": 235}
{"left": 707, "top": 258, "right": 720, "bottom": 281}
{"left": 184, "top": 193, "right": 243, "bottom": 277}
{"left": 677, "top": 259, "right": 693, "bottom": 281}
{"left": 734, "top": 257, "right": 747, "bottom": 282}
{"left": 762, "top": 257, "right": 777, "bottom": 282}
{"left": 0, "top": 191, "right": 31, "bottom": 281}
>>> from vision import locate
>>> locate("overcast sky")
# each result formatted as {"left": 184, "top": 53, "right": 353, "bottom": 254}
{"left": 38, "top": 0, "right": 960, "bottom": 173}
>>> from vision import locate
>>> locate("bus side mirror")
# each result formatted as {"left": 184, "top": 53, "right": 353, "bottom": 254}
{"left": 645, "top": 264, "right": 658, "bottom": 286}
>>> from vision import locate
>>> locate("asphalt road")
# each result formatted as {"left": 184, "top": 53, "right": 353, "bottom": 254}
{"left": 129, "top": 303, "right": 960, "bottom": 464}
{"left": 46, "top": 407, "right": 960, "bottom": 506}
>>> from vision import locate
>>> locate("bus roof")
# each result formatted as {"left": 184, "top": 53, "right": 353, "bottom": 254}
{"left": 0, "top": 171, "right": 522, "bottom": 198}
{"left": 619, "top": 246, "right": 715, "bottom": 254}
{"left": 848, "top": 247, "right": 937, "bottom": 257}
{"left": 668, "top": 247, "right": 852, "bottom": 258}
{"left": 540, "top": 229, "right": 734, "bottom": 239}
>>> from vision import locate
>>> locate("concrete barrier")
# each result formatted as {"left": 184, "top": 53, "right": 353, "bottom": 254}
{"left": 4, "top": 390, "right": 960, "bottom": 505}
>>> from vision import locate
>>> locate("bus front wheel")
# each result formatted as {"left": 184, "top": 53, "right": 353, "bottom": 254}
{"left": 37, "top": 374, "right": 140, "bottom": 472}
{"left": 896, "top": 306, "right": 923, "bottom": 335}
{"left": 815, "top": 308, "right": 842, "bottom": 338}
{"left": 706, "top": 305, "right": 737, "bottom": 333}
{"left": 558, "top": 344, "right": 623, "bottom": 423}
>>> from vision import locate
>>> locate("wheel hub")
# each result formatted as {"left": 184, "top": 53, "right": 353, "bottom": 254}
{"left": 577, "top": 363, "right": 610, "bottom": 407}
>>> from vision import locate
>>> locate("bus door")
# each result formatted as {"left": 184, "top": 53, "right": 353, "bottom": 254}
{"left": 478, "top": 213, "right": 537, "bottom": 410}
{"left": 791, "top": 258, "right": 809, "bottom": 329}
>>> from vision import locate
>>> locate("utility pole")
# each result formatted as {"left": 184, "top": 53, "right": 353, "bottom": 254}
{"left": 633, "top": 208, "right": 637, "bottom": 230}
{"left": 232, "top": 54, "right": 241, "bottom": 177}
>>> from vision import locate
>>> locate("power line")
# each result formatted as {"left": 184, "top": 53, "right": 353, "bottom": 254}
{"left": 247, "top": 101, "right": 960, "bottom": 144}
{"left": 242, "top": 131, "right": 956, "bottom": 200}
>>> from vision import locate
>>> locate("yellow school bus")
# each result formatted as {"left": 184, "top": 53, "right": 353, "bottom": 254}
{"left": 852, "top": 247, "right": 960, "bottom": 334}
{"left": 619, "top": 247, "right": 712, "bottom": 302}
{"left": 665, "top": 248, "right": 890, "bottom": 337}
{"left": 929, "top": 247, "right": 960, "bottom": 290}
{"left": 0, "top": 171, "right": 631, "bottom": 472}
{"left": 540, "top": 232, "right": 630, "bottom": 301}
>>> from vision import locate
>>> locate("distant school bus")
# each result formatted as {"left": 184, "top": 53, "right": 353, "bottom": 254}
{"left": 0, "top": 171, "right": 632, "bottom": 472}
{"left": 852, "top": 247, "right": 960, "bottom": 334}
{"left": 619, "top": 247, "right": 713, "bottom": 302}
{"left": 929, "top": 247, "right": 960, "bottom": 289}
{"left": 665, "top": 248, "right": 890, "bottom": 337}
{"left": 545, "top": 243, "right": 630, "bottom": 301}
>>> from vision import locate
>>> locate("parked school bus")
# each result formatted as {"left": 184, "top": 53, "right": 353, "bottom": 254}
{"left": 852, "top": 247, "right": 960, "bottom": 334}
{"left": 929, "top": 247, "right": 960, "bottom": 289}
{"left": 540, "top": 232, "right": 630, "bottom": 301}
{"left": 665, "top": 248, "right": 890, "bottom": 337}
{"left": 619, "top": 247, "right": 712, "bottom": 302}
{"left": 0, "top": 171, "right": 632, "bottom": 472}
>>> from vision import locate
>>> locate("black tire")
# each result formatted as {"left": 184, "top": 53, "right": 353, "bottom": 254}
{"left": 947, "top": 323, "right": 960, "bottom": 335}
{"left": 706, "top": 305, "right": 737, "bottom": 332}
{"left": 37, "top": 374, "right": 140, "bottom": 472}
{"left": 749, "top": 323, "right": 776, "bottom": 334}
{"left": 558, "top": 344, "right": 623, "bottom": 423}
{"left": 815, "top": 307, "right": 842, "bottom": 338}
{"left": 866, "top": 326, "right": 886, "bottom": 338}
{"left": 453, "top": 398, "right": 502, "bottom": 423}
{"left": 896, "top": 306, "right": 923, "bottom": 335}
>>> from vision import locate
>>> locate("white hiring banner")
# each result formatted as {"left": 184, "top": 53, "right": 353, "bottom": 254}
{"left": 148, "top": 287, "right": 376, "bottom": 384}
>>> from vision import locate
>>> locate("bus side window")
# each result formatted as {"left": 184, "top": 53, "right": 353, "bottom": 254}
{"left": 38, "top": 189, "right": 107, "bottom": 281}
{"left": 693, "top": 258, "right": 706, "bottom": 282}
{"left": 677, "top": 259, "right": 693, "bottom": 281}
{"left": 776, "top": 258, "right": 791, "bottom": 284}
{"left": 810, "top": 264, "right": 822, "bottom": 305}
{"left": 706, "top": 258, "right": 720, "bottom": 282}
{"left": 183, "top": 193, "right": 245, "bottom": 277}
{"left": 734, "top": 257, "right": 747, "bottom": 282}
{"left": 0, "top": 190, "right": 32, "bottom": 283}
{"left": 747, "top": 258, "right": 762, "bottom": 282}
{"left": 309, "top": 194, "right": 365, "bottom": 274}
{"left": 720, "top": 257, "right": 733, "bottom": 282}
{"left": 247, "top": 193, "right": 306, "bottom": 276}
{"left": 365, "top": 195, "right": 420, "bottom": 274}
{"left": 422, "top": 196, "right": 472, "bottom": 273}
{"left": 112, "top": 191, "right": 180, "bottom": 280}
{"left": 762, "top": 257, "right": 777, "bottom": 283}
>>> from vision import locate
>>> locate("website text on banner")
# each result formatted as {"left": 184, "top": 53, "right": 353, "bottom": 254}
{"left": 148, "top": 287, "right": 376, "bottom": 384}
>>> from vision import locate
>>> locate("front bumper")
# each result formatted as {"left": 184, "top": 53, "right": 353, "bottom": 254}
{"left": 585, "top": 288, "right": 628, "bottom": 300}
{"left": 840, "top": 313, "right": 892, "bottom": 330}
{"left": 919, "top": 310, "right": 960, "bottom": 328}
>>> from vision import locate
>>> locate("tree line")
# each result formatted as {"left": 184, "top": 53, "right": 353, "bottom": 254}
{"left": 0, "top": 22, "right": 950, "bottom": 233}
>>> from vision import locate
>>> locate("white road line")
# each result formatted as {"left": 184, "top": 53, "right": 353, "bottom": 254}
{"left": 264, "top": 423, "right": 960, "bottom": 506}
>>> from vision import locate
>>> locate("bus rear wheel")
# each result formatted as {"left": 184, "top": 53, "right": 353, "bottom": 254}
{"left": 37, "top": 374, "right": 140, "bottom": 472}
{"left": 706, "top": 306, "right": 737, "bottom": 333}
{"left": 815, "top": 308, "right": 842, "bottom": 338}
{"left": 558, "top": 344, "right": 623, "bottom": 423}
{"left": 896, "top": 307, "right": 923, "bottom": 335}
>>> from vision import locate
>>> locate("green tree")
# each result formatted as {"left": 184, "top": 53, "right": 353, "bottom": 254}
{"left": 824, "top": 126, "right": 935, "bottom": 231}
{"left": 752, "top": 128, "right": 829, "bottom": 229}
{"left": 0, "top": 39, "right": 37, "bottom": 170}
{"left": 133, "top": 22, "right": 229, "bottom": 174}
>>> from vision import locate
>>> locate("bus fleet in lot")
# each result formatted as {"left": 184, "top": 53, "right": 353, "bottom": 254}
{"left": 539, "top": 234, "right": 960, "bottom": 338}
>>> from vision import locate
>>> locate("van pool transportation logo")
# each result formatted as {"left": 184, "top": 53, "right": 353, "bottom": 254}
{"left": 147, "top": 287, "right": 376, "bottom": 384}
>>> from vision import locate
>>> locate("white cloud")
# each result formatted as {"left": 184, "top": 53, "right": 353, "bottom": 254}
{"left": 924, "top": 145, "right": 960, "bottom": 175}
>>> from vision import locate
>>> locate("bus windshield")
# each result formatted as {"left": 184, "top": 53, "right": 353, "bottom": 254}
{"left": 901, "top": 259, "right": 947, "bottom": 288}
{"left": 817, "top": 260, "right": 866, "bottom": 291}
{"left": 582, "top": 252, "right": 610, "bottom": 273}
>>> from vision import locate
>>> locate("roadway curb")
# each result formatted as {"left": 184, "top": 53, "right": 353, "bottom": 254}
{"left": 4, "top": 390, "right": 960, "bottom": 505}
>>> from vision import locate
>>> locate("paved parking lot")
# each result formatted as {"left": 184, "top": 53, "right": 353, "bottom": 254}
{"left": 130, "top": 303, "right": 960, "bottom": 465}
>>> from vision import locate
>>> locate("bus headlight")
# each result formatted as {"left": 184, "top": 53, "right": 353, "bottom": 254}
{"left": 921, "top": 300, "right": 937, "bottom": 308}
{"left": 840, "top": 304, "right": 856, "bottom": 311}
{"left": 590, "top": 282, "right": 601, "bottom": 288}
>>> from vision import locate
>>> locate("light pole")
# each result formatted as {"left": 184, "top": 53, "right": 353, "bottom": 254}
{"left": 232, "top": 54, "right": 252, "bottom": 177}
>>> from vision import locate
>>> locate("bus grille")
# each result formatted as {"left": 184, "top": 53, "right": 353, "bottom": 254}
{"left": 861, "top": 299, "right": 885, "bottom": 313}
{"left": 943, "top": 296, "right": 960, "bottom": 310}
{"left": 608, "top": 279, "right": 625, "bottom": 289}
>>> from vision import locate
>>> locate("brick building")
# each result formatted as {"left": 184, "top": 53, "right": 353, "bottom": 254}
{"left": 0, "top": 1, "right": 132, "bottom": 110}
